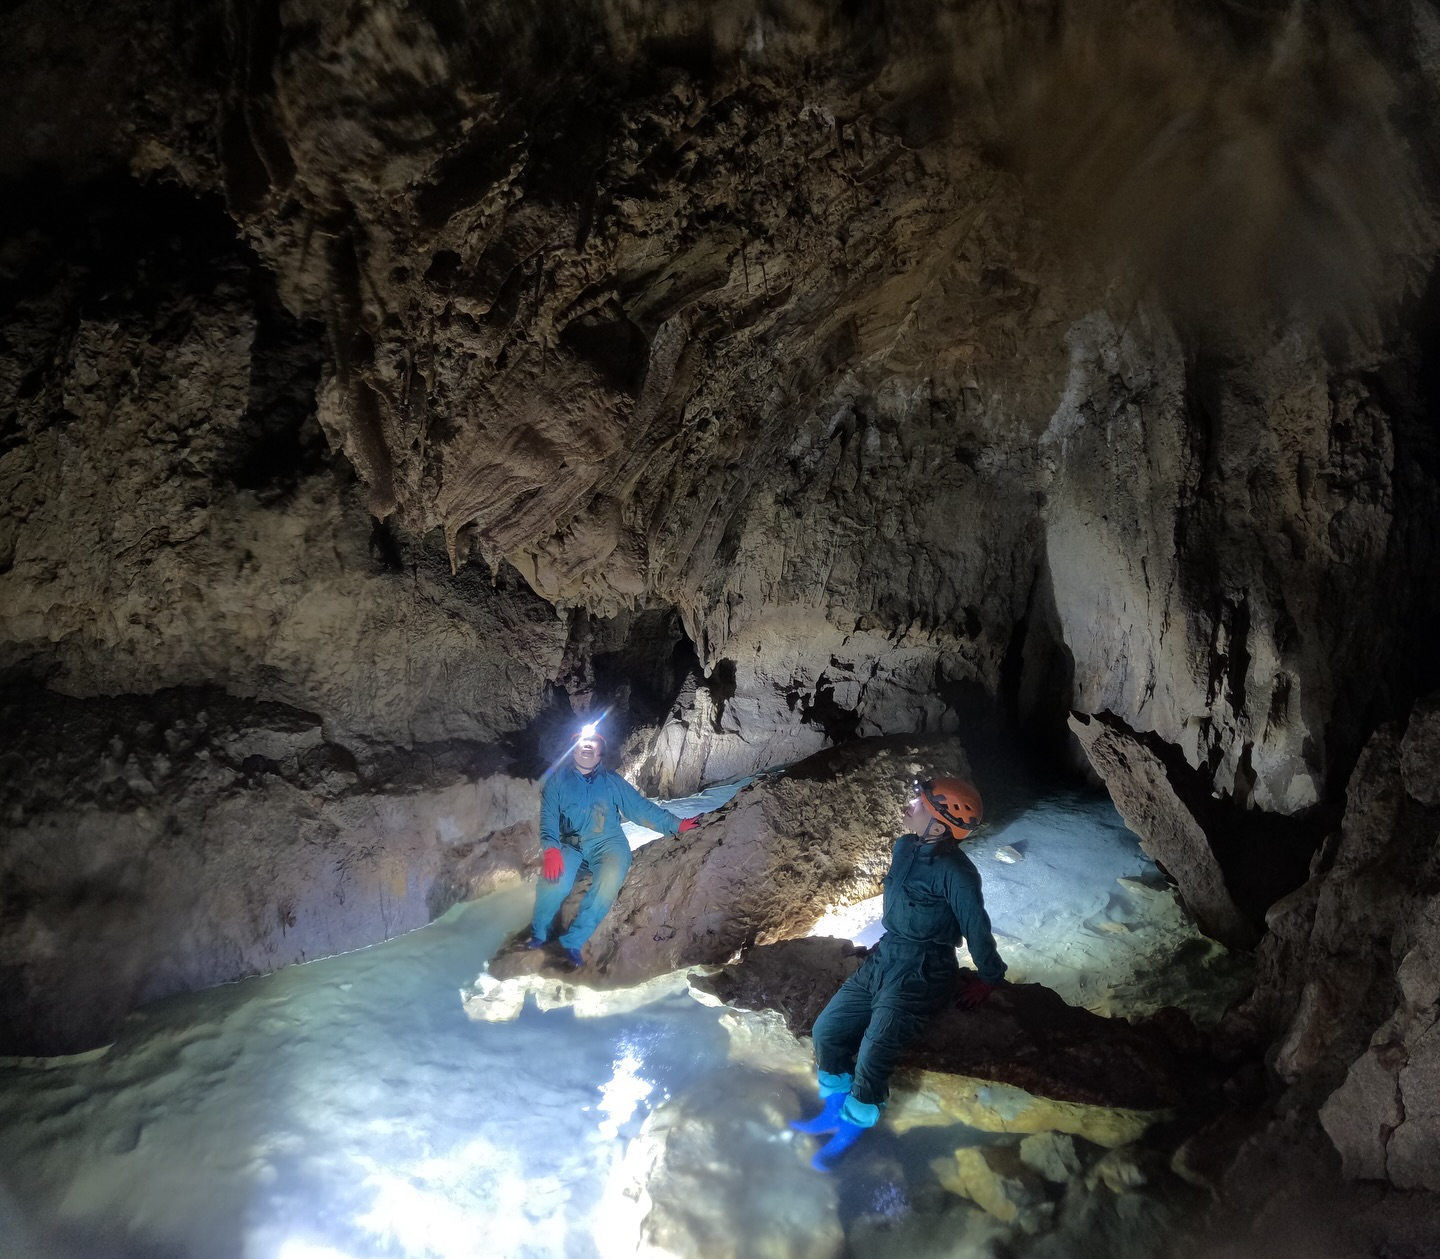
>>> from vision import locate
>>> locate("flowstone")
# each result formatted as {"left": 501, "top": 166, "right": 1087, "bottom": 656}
{"left": 931, "top": 1143, "right": 1050, "bottom": 1225}
{"left": 461, "top": 944, "right": 692, "bottom": 1023}
{"left": 599, "top": 1067, "right": 843, "bottom": 1259}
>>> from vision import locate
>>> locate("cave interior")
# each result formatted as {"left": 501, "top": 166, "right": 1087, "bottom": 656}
{"left": 2, "top": 1, "right": 1440, "bottom": 1257}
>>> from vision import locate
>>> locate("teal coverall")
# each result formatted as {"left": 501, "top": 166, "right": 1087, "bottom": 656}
{"left": 812, "top": 833, "right": 1005, "bottom": 1109}
{"left": 532, "top": 763, "right": 682, "bottom": 950}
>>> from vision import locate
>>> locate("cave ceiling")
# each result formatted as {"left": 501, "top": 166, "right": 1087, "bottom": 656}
{"left": 3, "top": 0, "right": 1440, "bottom": 804}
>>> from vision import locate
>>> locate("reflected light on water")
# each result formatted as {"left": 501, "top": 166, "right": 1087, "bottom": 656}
{"left": 352, "top": 1138, "right": 569, "bottom": 1258}
{"left": 595, "top": 1049, "right": 654, "bottom": 1140}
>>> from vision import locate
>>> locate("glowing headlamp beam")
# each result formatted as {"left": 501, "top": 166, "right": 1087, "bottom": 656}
{"left": 541, "top": 708, "right": 610, "bottom": 779}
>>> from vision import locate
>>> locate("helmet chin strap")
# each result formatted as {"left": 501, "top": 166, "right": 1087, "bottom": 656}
{"left": 918, "top": 817, "right": 951, "bottom": 842}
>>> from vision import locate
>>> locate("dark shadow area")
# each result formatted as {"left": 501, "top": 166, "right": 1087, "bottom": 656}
{"left": 1113, "top": 719, "right": 1334, "bottom": 928}
{"left": 226, "top": 285, "right": 329, "bottom": 500}
{"left": 0, "top": 167, "right": 333, "bottom": 507}
{"left": 999, "top": 552, "right": 1079, "bottom": 775}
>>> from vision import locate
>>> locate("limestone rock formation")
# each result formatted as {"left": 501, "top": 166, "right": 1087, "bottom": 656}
{"left": 1069, "top": 713, "right": 1256, "bottom": 948}
{"left": 1187, "top": 690, "right": 1440, "bottom": 1241}
{"left": 0, "top": 686, "right": 538, "bottom": 1054}
{"left": 691, "top": 935, "right": 1208, "bottom": 1116}
{"left": 0, "top": 191, "right": 573, "bottom": 748}
{"left": 3, "top": 0, "right": 1438, "bottom": 828}
{"left": 583, "top": 736, "right": 973, "bottom": 982}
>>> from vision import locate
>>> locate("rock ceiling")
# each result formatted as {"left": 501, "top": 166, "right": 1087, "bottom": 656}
{"left": 3, "top": 0, "right": 1440, "bottom": 815}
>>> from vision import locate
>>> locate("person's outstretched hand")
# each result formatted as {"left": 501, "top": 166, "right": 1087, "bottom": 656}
{"left": 542, "top": 847, "right": 564, "bottom": 882}
{"left": 958, "top": 976, "right": 995, "bottom": 1009}
{"left": 678, "top": 817, "right": 699, "bottom": 833}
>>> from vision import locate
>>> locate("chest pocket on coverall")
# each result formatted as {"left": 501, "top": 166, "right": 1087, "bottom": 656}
{"left": 885, "top": 867, "right": 953, "bottom": 938}
{"left": 883, "top": 865, "right": 958, "bottom": 997}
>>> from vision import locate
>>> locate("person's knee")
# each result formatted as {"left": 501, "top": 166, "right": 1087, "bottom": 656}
{"left": 594, "top": 852, "right": 630, "bottom": 894}
{"left": 870, "top": 1001, "right": 926, "bottom": 1037}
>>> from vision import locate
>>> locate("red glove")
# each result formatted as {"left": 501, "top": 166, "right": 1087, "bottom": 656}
{"left": 542, "top": 847, "right": 564, "bottom": 882}
{"left": 959, "top": 976, "right": 995, "bottom": 1010}
{"left": 678, "top": 817, "right": 699, "bottom": 833}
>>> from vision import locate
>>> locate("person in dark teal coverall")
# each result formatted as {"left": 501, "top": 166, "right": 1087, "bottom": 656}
{"left": 530, "top": 723, "right": 696, "bottom": 966}
{"left": 794, "top": 775, "right": 1004, "bottom": 1169}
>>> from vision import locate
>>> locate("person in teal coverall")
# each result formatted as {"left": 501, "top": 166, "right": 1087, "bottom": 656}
{"left": 530, "top": 722, "right": 695, "bottom": 967}
{"left": 793, "top": 775, "right": 1004, "bottom": 1169}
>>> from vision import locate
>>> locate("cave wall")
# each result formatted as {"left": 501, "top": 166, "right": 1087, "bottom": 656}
{"left": 3, "top": 0, "right": 1440, "bottom": 1063}
{"left": 0, "top": 686, "right": 539, "bottom": 1055}
{"left": 0, "top": 183, "right": 571, "bottom": 748}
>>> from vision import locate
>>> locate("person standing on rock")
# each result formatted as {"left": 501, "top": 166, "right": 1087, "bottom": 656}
{"left": 529, "top": 720, "right": 697, "bottom": 968}
{"left": 792, "top": 775, "right": 1004, "bottom": 1170}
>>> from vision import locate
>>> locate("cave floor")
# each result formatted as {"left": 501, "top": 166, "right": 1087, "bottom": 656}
{"left": 0, "top": 779, "right": 1250, "bottom": 1259}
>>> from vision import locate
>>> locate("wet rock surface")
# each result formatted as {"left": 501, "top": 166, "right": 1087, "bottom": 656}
{"left": 0, "top": 686, "right": 539, "bottom": 1054}
{"left": 584, "top": 736, "right": 974, "bottom": 983}
{"left": 691, "top": 936, "right": 1209, "bottom": 1114}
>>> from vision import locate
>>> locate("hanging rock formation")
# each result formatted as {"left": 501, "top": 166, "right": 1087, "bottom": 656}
{"left": 1069, "top": 712, "right": 1258, "bottom": 948}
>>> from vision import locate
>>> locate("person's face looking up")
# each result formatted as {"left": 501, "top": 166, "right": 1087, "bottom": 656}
{"left": 573, "top": 733, "right": 604, "bottom": 772}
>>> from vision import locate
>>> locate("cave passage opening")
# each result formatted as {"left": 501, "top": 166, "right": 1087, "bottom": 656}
{"left": 0, "top": 765, "right": 1248, "bottom": 1259}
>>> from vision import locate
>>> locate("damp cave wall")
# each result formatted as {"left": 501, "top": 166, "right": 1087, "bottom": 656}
{"left": 1, "top": 0, "right": 1440, "bottom": 1080}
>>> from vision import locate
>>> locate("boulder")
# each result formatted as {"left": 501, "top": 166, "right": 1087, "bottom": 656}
{"left": 1318, "top": 895, "right": 1440, "bottom": 1193}
{"left": 1021, "top": 1131, "right": 1085, "bottom": 1184}
{"left": 580, "top": 737, "right": 973, "bottom": 984}
{"left": 932, "top": 1143, "right": 1049, "bottom": 1225}
{"left": 1068, "top": 712, "right": 1257, "bottom": 948}
{"left": 691, "top": 936, "right": 1208, "bottom": 1117}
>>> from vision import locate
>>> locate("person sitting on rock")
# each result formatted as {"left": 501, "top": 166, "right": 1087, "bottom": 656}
{"left": 529, "top": 719, "right": 697, "bottom": 968}
{"left": 792, "top": 775, "right": 1005, "bottom": 1170}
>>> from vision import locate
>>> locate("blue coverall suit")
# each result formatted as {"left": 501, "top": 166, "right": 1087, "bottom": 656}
{"left": 812, "top": 832, "right": 1006, "bottom": 1113}
{"left": 531, "top": 763, "right": 682, "bottom": 950}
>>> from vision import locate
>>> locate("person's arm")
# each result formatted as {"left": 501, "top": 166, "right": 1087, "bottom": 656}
{"left": 946, "top": 866, "right": 1006, "bottom": 985}
{"left": 610, "top": 774, "right": 683, "bottom": 836}
{"left": 539, "top": 773, "right": 563, "bottom": 849}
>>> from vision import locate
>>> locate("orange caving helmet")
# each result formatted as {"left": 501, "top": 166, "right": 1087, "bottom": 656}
{"left": 915, "top": 776, "right": 984, "bottom": 839}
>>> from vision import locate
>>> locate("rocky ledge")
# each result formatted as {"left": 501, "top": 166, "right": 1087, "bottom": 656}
{"left": 691, "top": 936, "right": 1209, "bottom": 1117}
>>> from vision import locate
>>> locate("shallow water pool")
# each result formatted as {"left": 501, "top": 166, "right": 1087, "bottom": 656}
{"left": 0, "top": 780, "right": 1248, "bottom": 1258}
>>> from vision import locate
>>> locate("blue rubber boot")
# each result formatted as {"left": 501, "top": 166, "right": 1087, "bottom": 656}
{"left": 565, "top": 946, "right": 585, "bottom": 967}
{"left": 526, "top": 936, "right": 547, "bottom": 950}
{"left": 811, "top": 1119, "right": 868, "bottom": 1171}
{"left": 790, "top": 1091, "right": 848, "bottom": 1135}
